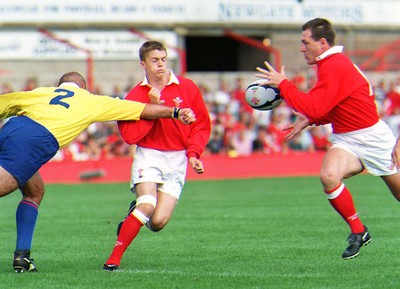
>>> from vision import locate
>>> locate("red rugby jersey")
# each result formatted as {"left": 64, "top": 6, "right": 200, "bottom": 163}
{"left": 118, "top": 74, "right": 211, "bottom": 159}
{"left": 279, "top": 48, "right": 379, "bottom": 134}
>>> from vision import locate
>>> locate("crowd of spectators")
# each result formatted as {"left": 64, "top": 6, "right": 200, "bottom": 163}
{"left": 1, "top": 73, "right": 400, "bottom": 161}
{"left": 203, "top": 74, "right": 400, "bottom": 157}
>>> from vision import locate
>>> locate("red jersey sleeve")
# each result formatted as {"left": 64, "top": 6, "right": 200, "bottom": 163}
{"left": 179, "top": 78, "right": 211, "bottom": 159}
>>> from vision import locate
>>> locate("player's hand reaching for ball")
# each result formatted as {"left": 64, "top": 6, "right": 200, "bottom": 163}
{"left": 255, "top": 61, "right": 288, "bottom": 88}
{"left": 178, "top": 108, "right": 196, "bottom": 124}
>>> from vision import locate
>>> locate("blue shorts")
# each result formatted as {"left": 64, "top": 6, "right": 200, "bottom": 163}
{"left": 0, "top": 116, "right": 59, "bottom": 186}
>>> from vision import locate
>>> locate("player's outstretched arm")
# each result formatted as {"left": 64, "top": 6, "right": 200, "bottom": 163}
{"left": 140, "top": 104, "right": 196, "bottom": 124}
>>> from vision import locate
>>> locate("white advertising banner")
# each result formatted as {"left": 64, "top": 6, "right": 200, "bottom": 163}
{"left": 0, "top": 0, "right": 399, "bottom": 26}
{"left": 0, "top": 30, "right": 178, "bottom": 60}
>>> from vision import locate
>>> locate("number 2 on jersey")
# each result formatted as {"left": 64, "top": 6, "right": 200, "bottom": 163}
{"left": 49, "top": 88, "right": 74, "bottom": 108}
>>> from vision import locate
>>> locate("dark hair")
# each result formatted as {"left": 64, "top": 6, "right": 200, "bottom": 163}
{"left": 58, "top": 72, "right": 86, "bottom": 88}
{"left": 139, "top": 40, "right": 167, "bottom": 61}
{"left": 302, "top": 18, "right": 335, "bottom": 46}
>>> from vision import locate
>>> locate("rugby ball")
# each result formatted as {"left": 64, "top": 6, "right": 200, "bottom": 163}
{"left": 245, "top": 80, "right": 282, "bottom": 111}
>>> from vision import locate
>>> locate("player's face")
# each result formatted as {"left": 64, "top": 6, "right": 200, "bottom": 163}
{"left": 141, "top": 50, "right": 168, "bottom": 78}
{"left": 299, "top": 29, "right": 323, "bottom": 65}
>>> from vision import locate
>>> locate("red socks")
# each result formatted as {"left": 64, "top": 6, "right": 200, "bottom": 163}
{"left": 105, "top": 214, "right": 143, "bottom": 266}
{"left": 325, "top": 183, "right": 364, "bottom": 234}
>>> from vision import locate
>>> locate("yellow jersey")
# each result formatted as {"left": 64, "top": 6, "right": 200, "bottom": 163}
{"left": 0, "top": 83, "right": 146, "bottom": 147}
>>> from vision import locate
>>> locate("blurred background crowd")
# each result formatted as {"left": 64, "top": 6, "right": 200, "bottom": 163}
{"left": 2, "top": 72, "right": 400, "bottom": 162}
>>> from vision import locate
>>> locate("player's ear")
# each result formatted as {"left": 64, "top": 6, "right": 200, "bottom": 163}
{"left": 319, "top": 38, "right": 329, "bottom": 49}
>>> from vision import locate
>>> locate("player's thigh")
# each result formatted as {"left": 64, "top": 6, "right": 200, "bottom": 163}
{"left": 0, "top": 166, "right": 19, "bottom": 197}
{"left": 150, "top": 191, "right": 178, "bottom": 230}
{"left": 381, "top": 172, "right": 400, "bottom": 201}
{"left": 135, "top": 182, "right": 158, "bottom": 197}
{"left": 320, "top": 147, "right": 363, "bottom": 189}
{"left": 20, "top": 172, "right": 45, "bottom": 205}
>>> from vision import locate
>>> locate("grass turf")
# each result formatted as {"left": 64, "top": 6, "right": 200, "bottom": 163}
{"left": 0, "top": 174, "right": 400, "bottom": 289}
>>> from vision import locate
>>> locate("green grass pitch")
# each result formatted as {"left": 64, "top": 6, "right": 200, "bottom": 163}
{"left": 1, "top": 174, "right": 400, "bottom": 289}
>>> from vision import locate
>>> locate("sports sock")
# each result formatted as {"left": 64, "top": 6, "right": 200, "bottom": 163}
{"left": 105, "top": 213, "right": 143, "bottom": 266}
{"left": 16, "top": 200, "right": 39, "bottom": 251}
{"left": 325, "top": 183, "right": 364, "bottom": 234}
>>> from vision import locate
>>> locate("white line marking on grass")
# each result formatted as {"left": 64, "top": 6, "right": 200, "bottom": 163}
{"left": 116, "top": 268, "right": 297, "bottom": 279}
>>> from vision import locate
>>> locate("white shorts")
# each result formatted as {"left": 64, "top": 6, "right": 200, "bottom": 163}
{"left": 329, "top": 120, "right": 397, "bottom": 176}
{"left": 130, "top": 146, "right": 187, "bottom": 199}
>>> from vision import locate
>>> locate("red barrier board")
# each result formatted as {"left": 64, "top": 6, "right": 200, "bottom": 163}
{"left": 39, "top": 151, "right": 325, "bottom": 184}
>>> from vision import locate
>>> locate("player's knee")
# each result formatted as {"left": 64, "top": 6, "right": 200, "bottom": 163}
{"left": 136, "top": 203, "right": 155, "bottom": 217}
{"left": 148, "top": 218, "right": 169, "bottom": 232}
{"left": 135, "top": 195, "right": 157, "bottom": 218}
{"left": 320, "top": 170, "right": 340, "bottom": 189}
{"left": 20, "top": 185, "right": 45, "bottom": 205}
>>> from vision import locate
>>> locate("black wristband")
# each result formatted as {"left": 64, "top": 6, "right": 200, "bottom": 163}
{"left": 173, "top": 107, "right": 181, "bottom": 118}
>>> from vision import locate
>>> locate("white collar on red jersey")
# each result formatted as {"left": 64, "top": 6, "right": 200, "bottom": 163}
{"left": 316, "top": 46, "right": 344, "bottom": 62}
{"left": 140, "top": 69, "right": 180, "bottom": 86}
